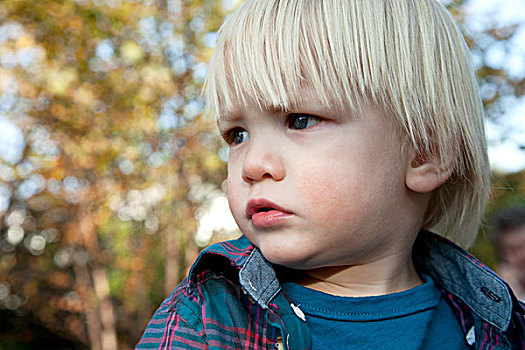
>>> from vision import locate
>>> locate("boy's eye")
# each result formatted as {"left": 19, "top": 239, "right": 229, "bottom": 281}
{"left": 288, "top": 113, "right": 322, "bottom": 130}
{"left": 229, "top": 128, "right": 249, "bottom": 145}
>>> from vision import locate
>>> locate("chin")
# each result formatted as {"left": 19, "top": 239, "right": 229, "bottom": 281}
{"left": 257, "top": 244, "right": 318, "bottom": 270}
{"left": 244, "top": 229, "right": 321, "bottom": 268}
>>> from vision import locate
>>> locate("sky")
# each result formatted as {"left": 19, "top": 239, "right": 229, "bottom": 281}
{"left": 0, "top": 116, "right": 24, "bottom": 165}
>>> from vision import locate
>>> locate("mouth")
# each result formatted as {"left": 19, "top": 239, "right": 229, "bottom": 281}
{"left": 246, "top": 199, "right": 294, "bottom": 228}
{"left": 245, "top": 199, "right": 292, "bottom": 219}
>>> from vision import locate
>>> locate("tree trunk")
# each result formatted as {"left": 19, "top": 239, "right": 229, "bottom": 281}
{"left": 77, "top": 191, "right": 118, "bottom": 350}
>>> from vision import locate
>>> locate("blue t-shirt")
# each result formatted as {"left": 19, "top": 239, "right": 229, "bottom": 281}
{"left": 281, "top": 275, "right": 468, "bottom": 349}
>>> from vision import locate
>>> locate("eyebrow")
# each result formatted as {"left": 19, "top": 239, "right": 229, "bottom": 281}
{"left": 217, "top": 105, "right": 287, "bottom": 123}
{"left": 217, "top": 113, "right": 239, "bottom": 123}
{"left": 217, "top": 112, "right": 249, "bottom": 126}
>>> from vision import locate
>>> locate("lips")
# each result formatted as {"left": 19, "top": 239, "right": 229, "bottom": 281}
{"left": 246, "top": 199, "right": 294, "bottom": 228}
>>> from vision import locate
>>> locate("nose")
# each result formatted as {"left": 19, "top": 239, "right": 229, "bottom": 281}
{"left": 241, "top": 137, "right": 285, "bottom": 184}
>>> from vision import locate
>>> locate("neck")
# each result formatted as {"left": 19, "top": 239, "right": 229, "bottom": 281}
{"left": 295, "top": 250, "right": 422, "bottom": 297}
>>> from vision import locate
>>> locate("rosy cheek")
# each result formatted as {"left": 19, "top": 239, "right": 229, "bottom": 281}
{"left": 298, "top": 167, "right": 359, "bottom": 221}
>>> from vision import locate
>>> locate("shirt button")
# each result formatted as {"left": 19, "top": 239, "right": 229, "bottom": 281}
{"left": 290, "top": 303, "right": 306, "bottom": 321}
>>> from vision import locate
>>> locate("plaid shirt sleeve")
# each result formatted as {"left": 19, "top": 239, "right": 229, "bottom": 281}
{"left": 136, "top": 279, "right": 208, "bottom": 349}
{"left": 136, "top": 237, "right": 287, "bottom": 350}
{"left": 136, "top": 274, "right": 283, "bottom": 349}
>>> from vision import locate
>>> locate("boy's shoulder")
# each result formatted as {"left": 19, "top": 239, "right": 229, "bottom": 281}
{"left": 413, "top": 231, "right": 522, "bottom": 325}
{"left": 414, "top": 231, "right": 525, "bottom": 346}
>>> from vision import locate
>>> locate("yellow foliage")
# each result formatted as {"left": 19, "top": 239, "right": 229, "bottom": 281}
{"left": 120, "top": 40, "right": 144, "bottom": 64}
{"left": 203, "top": 153, "right": 222, "bottom": 172}
{"left": 16, "top": 34, "right": 35, "bottom": 48}
{"left": 72, "top": 85, "right": 96, "bottom": 106}
{"left": 140, "top": 65, "right": 176, "bottom": 93}
{"left": 47, "top": 67, "right": 78, "bottom": 96}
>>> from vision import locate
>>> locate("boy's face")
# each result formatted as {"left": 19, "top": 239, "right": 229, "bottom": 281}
{"left": 219, "top": 89, "right": 420, "bottom": 270}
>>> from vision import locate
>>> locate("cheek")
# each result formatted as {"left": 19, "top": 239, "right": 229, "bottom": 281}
{"left": 294, "top": 145, "right": 400, "bottom": 228}
{"left": 296, "top": 161, "right": 367, "bottom": 222}
{"left": 226, "top": 160, "right": 244, "bottom": 220}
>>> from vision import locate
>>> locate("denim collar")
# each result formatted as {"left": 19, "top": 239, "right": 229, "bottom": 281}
{"left": 413, "top": 231, "right": 522, "bottom": 331}
{"left": 190, "top": 231, "right": 521, "bottom": 332}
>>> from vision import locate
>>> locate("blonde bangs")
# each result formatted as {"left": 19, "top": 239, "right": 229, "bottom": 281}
{"left": 204, "top": 0, "right": 389, "bottom": 117}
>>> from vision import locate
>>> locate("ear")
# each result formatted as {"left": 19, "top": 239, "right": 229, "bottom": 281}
{"left": 406, "top": 151, "right": 454, "bottom": 194}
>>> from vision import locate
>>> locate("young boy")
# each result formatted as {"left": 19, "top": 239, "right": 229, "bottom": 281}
{"left": 137, "top": 0, "right": 525, "bottom": 348}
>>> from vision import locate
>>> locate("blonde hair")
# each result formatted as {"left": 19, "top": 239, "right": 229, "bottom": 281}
{"left": 204, "top": 0, "right": 489, "bottom": 248}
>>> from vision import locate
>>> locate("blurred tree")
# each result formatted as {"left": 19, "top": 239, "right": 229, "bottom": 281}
{"left": 0, "top": 0, "right": 523, "bottom": 349}
{"left": 0, "top": 0, "right": 232, "bottom": 348}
